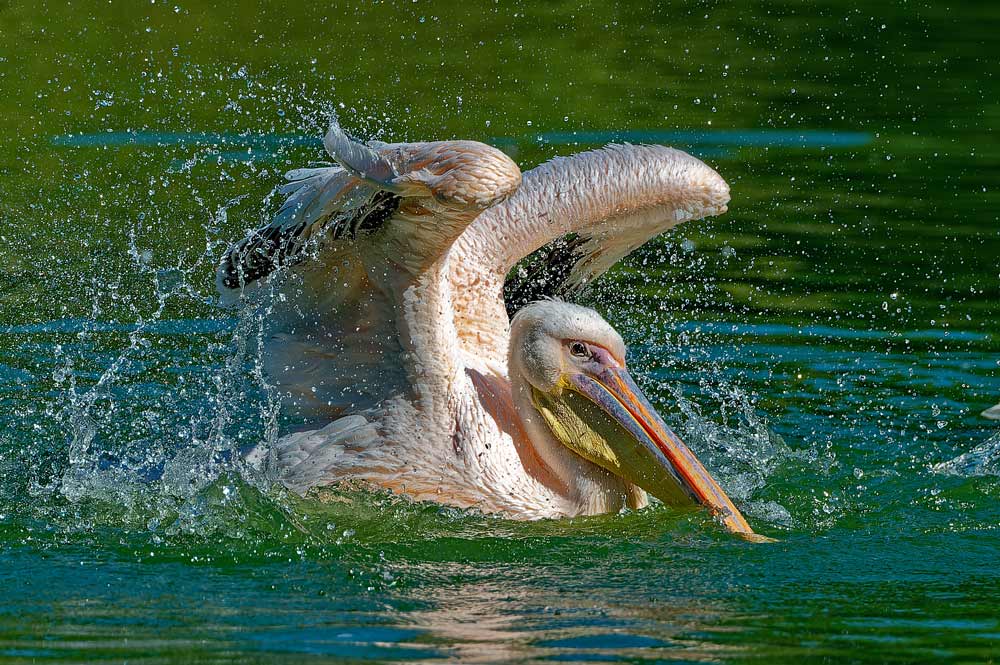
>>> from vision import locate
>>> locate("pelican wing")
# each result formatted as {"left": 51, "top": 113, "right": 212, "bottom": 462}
{"left": 499, "top": 144, "right": 730, "bottom": 314}
{"left": 218, "top": 122, "right": 521, "bottom": 299}
{"left": 450, "top": 143, "right": 730, "bottom": 359}
{"left": 218, "top": 122, "right": 521, "bottom": 427}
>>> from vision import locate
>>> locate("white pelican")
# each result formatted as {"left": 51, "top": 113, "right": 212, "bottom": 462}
{"left": 219, "top": 120, "right": 765, "bottom": 539}
{"left": 984, "top": 403, "right": 1000, "bottom": 420}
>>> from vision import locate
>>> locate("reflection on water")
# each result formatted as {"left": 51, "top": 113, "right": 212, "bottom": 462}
{"left": 399, "top": 570, "right": 737, "bottom": 663}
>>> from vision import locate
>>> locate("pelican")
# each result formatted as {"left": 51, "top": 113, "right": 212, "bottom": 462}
{"left": 984, "top": 403, "right": 1000, "bottom": 420}
{"left": 219, "top": 120, "right": 765, "bottom": 539}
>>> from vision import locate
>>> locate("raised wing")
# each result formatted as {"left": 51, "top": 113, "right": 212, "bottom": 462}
{"left": 217, "top": 122, "right": 520, "bottom": 300}
{"left": 217, "top": 121, "right": 521, "bottom": 426}
{"left": 449, "top": 143, "right": 730, "bottom": 360}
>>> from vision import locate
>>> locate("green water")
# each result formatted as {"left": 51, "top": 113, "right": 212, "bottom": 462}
{"left": 2, "top": 1, "right": 1000, "bottom": 662}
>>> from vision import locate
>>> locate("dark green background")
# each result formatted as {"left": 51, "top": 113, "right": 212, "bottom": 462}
{"left": 1, "top": 1, "right": 999, "bottom": 662}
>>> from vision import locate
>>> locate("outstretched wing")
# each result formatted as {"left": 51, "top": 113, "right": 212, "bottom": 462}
{"left": 449, "top": 143, "right": 730, "bottom": 360}
{"left": 498, "top": 144, "right": 731, "bottom": 315}
{"left": 217, "top": 121, "right": 521, "bottom": 425}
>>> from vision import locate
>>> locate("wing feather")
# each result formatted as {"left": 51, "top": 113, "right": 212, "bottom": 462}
{"left": 448, "top": 143, "right": 729, "bottom": 363}
{"left": 502, "top": 232, "right": 593, "bottom": 316}
{"left": 216, "top": 165, "right": 399, "bottom": 300}
{"left": 218, "top": 121, "right": 521, "bottom": 442}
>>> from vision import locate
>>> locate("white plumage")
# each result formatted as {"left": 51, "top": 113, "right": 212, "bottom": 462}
{"left": 219, "top": 119, "right": 762, "bottom": 538}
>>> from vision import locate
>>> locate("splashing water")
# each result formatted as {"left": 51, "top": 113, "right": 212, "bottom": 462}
{"left": 932, "top": 432, "right": 1000, "bottom": 478}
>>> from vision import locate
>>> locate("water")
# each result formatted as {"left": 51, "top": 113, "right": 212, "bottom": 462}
{"left": 2, "top": 1, "right": 1000, "bottom": 662}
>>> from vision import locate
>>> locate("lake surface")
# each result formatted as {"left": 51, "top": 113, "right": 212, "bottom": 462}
{"left": 2, "top": 1, "right": 999, "bottom": 662}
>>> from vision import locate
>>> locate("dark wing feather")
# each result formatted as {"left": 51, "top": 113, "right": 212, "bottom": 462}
{"left": 218, "top": 166, "right": 400, "bottom": 293}
{"left": 502, "top": 232, "right": 594, "bottom": 316}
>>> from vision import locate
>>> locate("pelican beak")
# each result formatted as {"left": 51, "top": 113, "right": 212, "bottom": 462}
{"left": 533, "top": 366, "right": 767, "bottom": 541}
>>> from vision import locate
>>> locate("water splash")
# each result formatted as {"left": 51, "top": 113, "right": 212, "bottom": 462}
{"left": 932, "top": 432, "right": 1000, "bottom": 478}
{"left": 11, "top": 172, "right": 288, "bottom": 540}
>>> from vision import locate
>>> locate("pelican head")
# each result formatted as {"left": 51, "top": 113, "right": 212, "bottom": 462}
{"left": 509, "top": 300, "right": 760, "bottom": 538}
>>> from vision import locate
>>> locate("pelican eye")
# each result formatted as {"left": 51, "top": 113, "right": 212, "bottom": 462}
{"left": 569, "top": 341, "right": 589, "bottom": 358}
